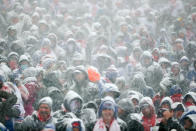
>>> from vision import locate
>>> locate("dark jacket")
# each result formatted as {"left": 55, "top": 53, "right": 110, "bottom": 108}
{"left": 157, "top": 118, "right": 184, "bottom": 131}
{"left": 0, "top": 90, "right": 20, "bottom": 125}
{"left": 14, "top": 112, "right": 56, "bottom": 131}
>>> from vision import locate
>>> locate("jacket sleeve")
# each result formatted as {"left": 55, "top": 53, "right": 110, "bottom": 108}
{"left": 14, "top": 114, "right": 45, "bottom": 131}
{"left": 0, "top": 91, "right": 17, "bottom": 109}
{"left": 14, "top": 116, "right": 33, "bottom": 131}
{"left": 6, "top": 106, "right": 20, "bottom": 118}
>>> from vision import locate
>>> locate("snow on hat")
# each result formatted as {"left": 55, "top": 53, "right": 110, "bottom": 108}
{"left": 38, "top": 97, "right": 53, "bottom": 110}
{"left": 98, "top": 96, "right": 118, "bottom": 119}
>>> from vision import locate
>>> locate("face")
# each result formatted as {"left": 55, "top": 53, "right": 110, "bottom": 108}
{"left": 133, "top": 51, "right": 141, "bottom": 60}
{"left": 172, "top": 67, "right": 180, "bottom": 75}
{"left": 9, "top": 30, "right": 16, "bottom": 37}
{"left": 187, "top": 97, "right": 194, "bottom": 103}
{"left": 184, "top": 119, "right": 193, "bottom": 129}
{"left": 142, "top": 106, "right": 151, "bottom": 117}
{"left": 174, "top": 110, "right": 183, "bottom": 119}
{"left": 102, "top": 109, "right": 114, "bottom": 123}
{"left": 74, "top": 72, "right": 85, "bottom": 82}
{"left": 162, "top": 110, "right": 172, "bottom": 121}
{"left": 143, "top": 57, "right": 151, "bottom": 67}
{"left": 38, "top": 104, "right": 51, "bottom": 120}
{"left": 132, "top": 99, "right": 139, "bottom": 106}
{"left": 70, "top": 99, "right": 82, "bottom": 113}
{"left": 161, "top": 103, "right": 170, "bottom": 110}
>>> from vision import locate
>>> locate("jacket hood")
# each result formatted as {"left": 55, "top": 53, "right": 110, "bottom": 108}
{"left": 8, "top": 52, "right": 19, "bottom": 60}
{"left": 80, "top": 108, "right": 97, "bottom": 125}
{"left": 117, "top": 98, "right": 134, "bottom": 113}
{"left": 139, "top": 97, "right": 155, "bottom": 114}
{"left": 140, "top": 51, "right": 153, "bottom": 67}
{"left": 63, "top": 90, "right": 83, "bottom": 111}
{"left": 158, "top": 57, "right": 170, "bottom": 66}
{"left": 19, "top": 55, "right": 29, "bottom": 64}
{"left": 72, "top": 66, "right": 88, "bottom": 81}
{"left": 183, "top": 92, "right": 196, "bottom": 104}
{"left": 126, "top": 90, "right": 144, "bottom": 100}
{"left": 22, "top": 67, "right": 37, "bottom": 79}
{"left": 180, "top": 106, "right": 196, "bottom": 127}
{"left": 66, "top": 118, "right": 85, "bottom": 131}
{"left": 180, "top": 56, "right": 189, "bottom": 63}
{"left": 160, "top": 97, "right": 173, "bottom": 108}
{"left": 131, "top": 73, "right": 146, "bottom": 91}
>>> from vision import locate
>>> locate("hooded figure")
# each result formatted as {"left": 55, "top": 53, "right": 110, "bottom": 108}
{"left": 118, "top": 98, "right": 144, "bottom": 131}
{"left": 171, "top": 102, "right": 185, "bottom": 122}
{"left": 70, "top": 66, "right": 91, "bottom": 102}
{"left": 183, "top": 92, "right": 196, "bottom": 107}
{"left": 64, "top": 38, "right": 81, "bottom": 66}
{"left": 15, "top": 97, "right": 56, "bottom": 131}
{"left": 63, "top": 90, "right": 83, "bottom": 117}
{"left": 80, "top": 108, "right": 97, "bottom": 131}
{"left": 140, "top": 51, "right": 163, "bottom": 92}
{"left": 7, "top": 52, "right": 19, "bottom": 70}
{"left": 94, "top": 96, "right": 127, "bottom": 131}
{"left": 102, "top": 83, "right": 120, "bottom": 99}
{"left": 6, "top": 26, "right": 17, "bottom": 47}
{"left": 180, "top": 106, "right": 196, "bottom": 130}
{"left": 139, "top": 97, "right": 156, "bottom": 131}
{"left": 65, "top": 118, "right": 85, "bottom": 131}
{"left": 187, "top": 60, "right": 196, "bottom": 82}
{"left": 131, "top": 73, "right": 155, "bottom": 98}
{"left": 47, "top": 86, "right": 64, "bottom": 112}
{"left": 158, "top": 57, "right": 171, "bottom": 75}
{"left": 160, "top": 97, "right": 173, "bottom": 110}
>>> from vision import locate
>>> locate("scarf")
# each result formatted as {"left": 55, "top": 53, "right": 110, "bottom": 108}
{"left": 93, "top": 118, "right": 121, "bottom": 131}
{"left": 142, "top": 114, "right": 156, "bottom": 131}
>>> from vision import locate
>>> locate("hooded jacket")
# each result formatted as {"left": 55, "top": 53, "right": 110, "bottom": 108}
{"left": 15, "top": 96, "right": 56, "bottom": 131}
{"left": 183, "top": 92, "right": 196, "bottom": 107}
{"left": 180, "top": 106, "right": 196, "bottom": 130}
{"left": 118, "top": 98, "right": 144, "bottom": 131}
{"left": 63, "top": 90, "right": 83, "bottom": 116}
{"left": 139, "top": 97, "right": 156, "bottom": 131}
{"left": 160, "top": 97, "right": 173, "bottom": 109}
{"left": 131, "top": 73, "right": 155, "bottom": 98}
{"left": 140, "top": 51, "right": 163, "bottom": 92}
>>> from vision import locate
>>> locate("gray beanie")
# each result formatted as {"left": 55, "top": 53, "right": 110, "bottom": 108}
{"left": 38, "top": 97, "right": 53, "bottom": 110}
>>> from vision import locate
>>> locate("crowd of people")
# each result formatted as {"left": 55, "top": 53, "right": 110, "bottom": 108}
{"left": 0, "top": 0, "right": 196, "bottom": 130}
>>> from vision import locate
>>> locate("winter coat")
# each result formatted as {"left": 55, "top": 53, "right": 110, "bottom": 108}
{"left": 157, "top": 117, "right": 184, "bottom": 131}
{"left": 131, "top": 73, "right": 155, "bottom": 98}
{"left": 70, "top": 67, "right": 97, "bottom": 102}
{"left": 0, "top": 91, "right": 20, "bottom": 130}
{"left": 53, "top": 111, "right": 79, "bottom": 131}
{"left": 125, "top": 113, "right": 144, "bottom": 131}
{"left": 139, "top": 97, "right": 156, "bottom": 131}
{"left": 140, "top": 51, "right": 163, "bottom": 92}
{"left": 15, "top": 112, "right": 56, "bottom": 131}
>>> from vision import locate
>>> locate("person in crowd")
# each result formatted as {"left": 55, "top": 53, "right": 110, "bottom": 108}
{"left": 93, "top": 96, "right": 127, "bottom": 131}
{"left": 15, "top": 97, "right": 56, "bottom": 131}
